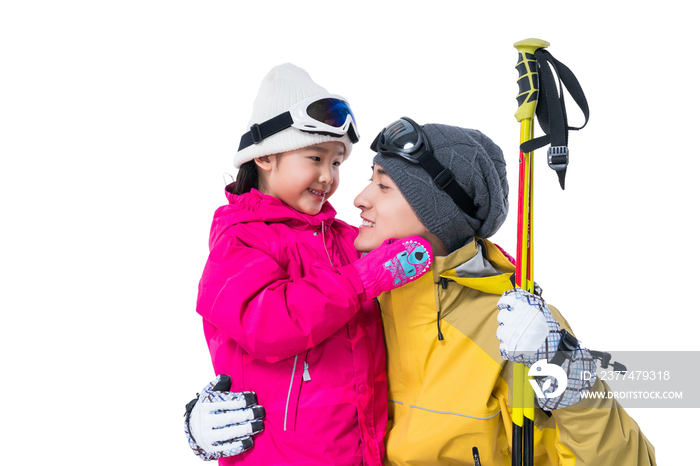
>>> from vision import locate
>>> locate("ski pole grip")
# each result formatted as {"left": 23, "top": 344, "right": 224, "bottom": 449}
{"left": 514, "top": 38, "right": 550, "bottom": 122}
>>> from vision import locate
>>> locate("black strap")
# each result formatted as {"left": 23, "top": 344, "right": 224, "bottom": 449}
{"left": 416, "top": 151, "right": 477, "bottom": 217}
{"left": 238, "top": 112, "right": 295, "bottom": 151}
{"left": 549, "top": 329, "right": 579, "bottom": 366}
{"left": 589, "top": 350, "right": 627, "bottom": 373}
{"left": 520, "top": 50, "right": 590, "bottom": 190}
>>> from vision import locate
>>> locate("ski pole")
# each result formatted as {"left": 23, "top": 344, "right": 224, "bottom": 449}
{"left": 513, "top": 37, "right": 550, "bottom": 466}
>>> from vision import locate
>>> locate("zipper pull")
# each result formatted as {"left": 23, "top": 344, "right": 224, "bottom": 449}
{"left": 303, "top": 361, "right": 311, "bottom": 382}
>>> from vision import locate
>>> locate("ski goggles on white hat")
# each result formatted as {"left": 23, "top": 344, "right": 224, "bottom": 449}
{"left": 371, "top": 117, "right": 477, "bottom": 217}
{"left": 238, "top": 94, "right": 359, "bottom": 151}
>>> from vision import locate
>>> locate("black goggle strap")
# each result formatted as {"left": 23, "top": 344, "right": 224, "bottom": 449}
{"left": 415, "top": 151, "right": 477, "bottom": 218}
{"left": 238, "top": 112, "right": 295, "bottom": 151}
{"left": 369, "top": 132, "right": 381, "bottom": 152}
{"left": 373, "top": 120, "right": 478, "bottom": 218}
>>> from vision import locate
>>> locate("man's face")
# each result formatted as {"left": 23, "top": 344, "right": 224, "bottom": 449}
{"left": 353, "top": 164, "right": 429, "bottom": 253}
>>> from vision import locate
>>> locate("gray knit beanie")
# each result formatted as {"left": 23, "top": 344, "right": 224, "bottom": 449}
{"left": 374, "top": 123, "right": 508, "bottom": 253}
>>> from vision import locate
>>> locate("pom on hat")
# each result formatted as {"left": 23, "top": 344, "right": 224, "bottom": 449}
{"left": 374, "top": 123, "right": 508, "bottom": 252}
{"left": 234, "top": 63, "right": 353, "bottom": 168}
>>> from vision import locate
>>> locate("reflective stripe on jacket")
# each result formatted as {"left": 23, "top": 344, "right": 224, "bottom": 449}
{"left": 380, "top": 238, "right": 655, "bottom": 465}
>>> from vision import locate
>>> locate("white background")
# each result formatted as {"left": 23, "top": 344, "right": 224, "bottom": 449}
{"left": 1, "top": 1, "right": 697, "bottom": 464}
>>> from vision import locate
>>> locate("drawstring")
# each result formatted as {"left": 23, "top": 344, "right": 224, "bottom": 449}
{"left": 437, "top": 277, "right": 449, "bottom": 341}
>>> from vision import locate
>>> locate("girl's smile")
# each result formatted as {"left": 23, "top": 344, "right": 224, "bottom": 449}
{"left": 255, "top": 141, "right": 345, "bottom": 215}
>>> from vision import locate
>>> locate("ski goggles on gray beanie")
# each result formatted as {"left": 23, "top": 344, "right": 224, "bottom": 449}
{"left": 372, "top": 117, "right": 508, "bottom": 253}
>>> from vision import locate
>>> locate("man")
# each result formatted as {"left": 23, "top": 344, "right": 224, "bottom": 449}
{"left": 186, "top": 118, "right": 656, "bottom": 465}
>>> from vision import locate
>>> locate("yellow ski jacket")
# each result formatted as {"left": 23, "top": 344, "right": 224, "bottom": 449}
{"left": 379, "top": 238, "right": 656, "bottom": 465}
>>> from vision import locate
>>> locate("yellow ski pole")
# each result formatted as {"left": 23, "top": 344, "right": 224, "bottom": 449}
{"left": 513, "top": 37, "right": 549, "bottom": 466}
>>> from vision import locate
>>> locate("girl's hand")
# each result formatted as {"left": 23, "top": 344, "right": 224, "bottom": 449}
{"left": 352, "top": 236, "right": 433, "bottom": 300}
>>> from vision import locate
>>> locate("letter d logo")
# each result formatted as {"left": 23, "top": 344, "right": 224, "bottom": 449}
{"left": 528, "top": 360, "right": 568, "bottom": 399}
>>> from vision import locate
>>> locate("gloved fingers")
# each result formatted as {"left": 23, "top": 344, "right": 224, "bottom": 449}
{"left": 512, "top": 313, "right": 549, "bottom": 352}
{"left": 202, "top": 405, "right": 265, "bottom": 429}
{"left": 193, "top": 398, "right": 263, "bottom": 427}
{"left": 500, "top": 288, "right": 548, "bottom": 308}
{"left": 496, "top": 321, "right": 517, "bottom": 353}
{"left": 354, "top": 235, "right": 433, "bottom": 300}
{"left": 205, "top": 419, "right": 262, "bottom": 445}
{"left": 208, "top": 435, "right": 255, "bottom": 455}
{"left": 497, "top": 339, "right": 511, "bottom": 360}
{"left": 381, "top": 237, "right": 432, "bottom": 283}
{"left": 199, "top": 374, "right": 230, "bottom": 394}
{"left": 199, "top": 392, "right": 258, "bottom": 411}
{"left": 497, "top": 308, "right": 522, "bottom": 355}
{"left": 211, "top": 374, "right": 232, "bottom": 392}
{"left": 496, "top": 323, "right": 505, "bottom": 342}
{"left": 497, "top": 299, "right": 539, "bottom": 330}
{"left": 190, "top": 389, "right": 262, "bottom": 431}
{"left": 191, "top": 407, "right": 264, "bottom": 447}
{"left": 197, "top": 375, "right": 246, "bottom": 408}
{"left": 496, "top": 307, "right": 515, "bottom": 326}
{"left": 497, "top": 292, "right": 520, "bottom": 311}
{"left": 497, "top": 290, "right": 549, "bottom": 359}
{"left": 497, "top": 292, "right": 535, "bottom": 330}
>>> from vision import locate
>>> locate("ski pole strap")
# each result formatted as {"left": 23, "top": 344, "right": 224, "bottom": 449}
{"left": 549, "top": 329, "right": 579, "bottom": 366}
{"left": 519, "top": 49, "right": 590, "bottom": 189}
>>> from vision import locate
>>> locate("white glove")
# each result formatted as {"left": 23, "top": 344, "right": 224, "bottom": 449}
{"left": 496, "top": 288, "right": 597, "bottom": 410}
{"left": 184, "top": 375, "right": 265, "bottom": 461}
{"left": 496, "top": 288, "right": 554, "bottom": 363}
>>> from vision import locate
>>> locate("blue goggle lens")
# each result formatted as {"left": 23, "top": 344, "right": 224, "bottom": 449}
{"left": 306, "top": 98, "right": 355, "bottom": 128}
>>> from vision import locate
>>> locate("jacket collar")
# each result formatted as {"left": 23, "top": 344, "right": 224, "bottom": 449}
{"left": 432, "top": 238, "right": 516, "bottom": 295}
{"left": 209, "top": 185, "right": 338, "bottom": 247}
{"left": 220, "top": 186, "right": 337, "bottom": 225}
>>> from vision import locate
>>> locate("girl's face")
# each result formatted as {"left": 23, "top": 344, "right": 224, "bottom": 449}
{"left": 256, "top": 141, "right": 345, "bottom": 215}
{"left": 354, "top": 164, "right": 444, "bottom": 254}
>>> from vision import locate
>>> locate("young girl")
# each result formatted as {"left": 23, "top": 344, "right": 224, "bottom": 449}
{"left": 187, "top": 64, "right": 432, "bottom": 466}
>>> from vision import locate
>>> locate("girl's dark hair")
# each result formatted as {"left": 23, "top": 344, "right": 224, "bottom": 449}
{"left": 230, "top": 160, "right": 259, "bottom": 195}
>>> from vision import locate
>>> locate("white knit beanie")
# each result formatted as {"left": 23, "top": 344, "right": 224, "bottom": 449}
{"left": 233, "top": 63, "right": 354, "bottom": 169}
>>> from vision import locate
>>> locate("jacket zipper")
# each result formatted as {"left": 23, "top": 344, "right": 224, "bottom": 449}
{"left": 303, "top": 221, "right": 333, "bottom": 388}
{"left": 284, "top": 222, "right": 330, "bottom": 429}
{"left": 284, "top": 219, "right": 328, "bottom": 432}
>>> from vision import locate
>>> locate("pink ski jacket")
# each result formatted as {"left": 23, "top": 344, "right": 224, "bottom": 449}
{"left": 196, "top": 187, "right": 387, "bottom": 466}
